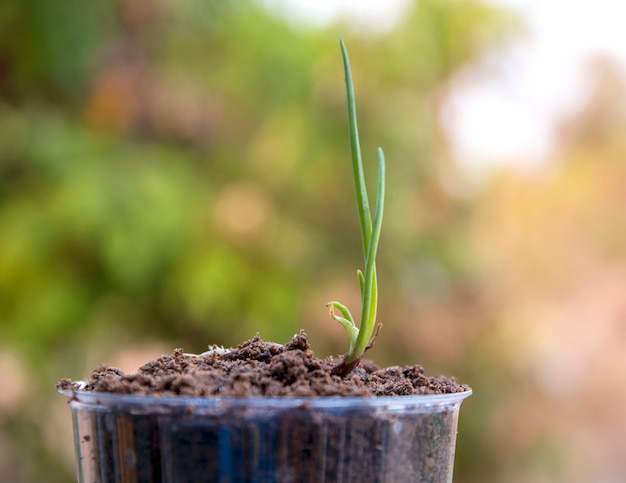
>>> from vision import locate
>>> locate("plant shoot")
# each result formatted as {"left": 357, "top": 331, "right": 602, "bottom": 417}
{"left": 328, "top": 39, "right": 386, "bottom": 377}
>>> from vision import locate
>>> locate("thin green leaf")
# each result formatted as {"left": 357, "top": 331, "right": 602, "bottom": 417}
{"left": 349, "top": 147, "right": 385, "bottom": 361}
{"left": 327, "top": 301, "right": 358, "bottom": 351}
{"left": 326, "top": 301, "right": 355, "bottom": 326}
{"left": 340, "top": 38, "right": 372, "bottom": 258}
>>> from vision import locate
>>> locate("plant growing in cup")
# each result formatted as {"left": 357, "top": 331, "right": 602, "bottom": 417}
{"left": 58, "top": 39, "right": 471, "bottom": 483}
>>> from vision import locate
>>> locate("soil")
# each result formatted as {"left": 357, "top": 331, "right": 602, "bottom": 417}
{"left": 59, "top": 330, "right": 468, "bottom": 397}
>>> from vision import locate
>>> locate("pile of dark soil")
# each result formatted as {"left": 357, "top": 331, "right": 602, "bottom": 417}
{"left": 60, "top": 331, "right": 468, "bottom": 397}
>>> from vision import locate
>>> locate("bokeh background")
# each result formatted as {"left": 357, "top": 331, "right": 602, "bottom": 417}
{"left": 2, "top": 0, "right": 626, "bottom": 481}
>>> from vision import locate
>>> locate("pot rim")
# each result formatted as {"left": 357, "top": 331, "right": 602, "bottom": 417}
{"left": 58, "top": 381, "right": 471, "bottom": 410}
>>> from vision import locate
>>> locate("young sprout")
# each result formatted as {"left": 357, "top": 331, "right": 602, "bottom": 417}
{"left": 328, "top": 39, "right": 386, "bottom": 378}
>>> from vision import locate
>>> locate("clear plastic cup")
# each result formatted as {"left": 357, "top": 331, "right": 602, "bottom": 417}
{"left": 59, "top": 383, "right": 471, "bottom": 483}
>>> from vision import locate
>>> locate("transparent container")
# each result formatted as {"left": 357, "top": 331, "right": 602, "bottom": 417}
{"left": 59, "top": 383, "right": 471, "bottom": 483}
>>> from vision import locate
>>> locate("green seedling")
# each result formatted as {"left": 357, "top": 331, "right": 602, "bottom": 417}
{"left": 328, "top": 39, "right": 386, "bottom": 377}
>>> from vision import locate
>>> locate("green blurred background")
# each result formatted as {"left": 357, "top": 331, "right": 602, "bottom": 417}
{"left": 2, "top": 0, "right": 626, "bottom": 481}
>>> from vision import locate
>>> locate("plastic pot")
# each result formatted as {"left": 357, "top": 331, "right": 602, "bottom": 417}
{"left": 59, "top": 384, "right": 471, "bottom": 483}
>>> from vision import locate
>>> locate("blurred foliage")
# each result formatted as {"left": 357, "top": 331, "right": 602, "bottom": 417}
{"left": 8, "top": 0, "right": 625, "bottom": 482}
{"left": 0, "top": 0, "right": 512, "bottom": 361}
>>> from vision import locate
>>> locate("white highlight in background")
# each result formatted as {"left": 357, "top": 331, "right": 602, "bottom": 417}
{"left": 260, "top": 0, "right": 626, "bottom": 169}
